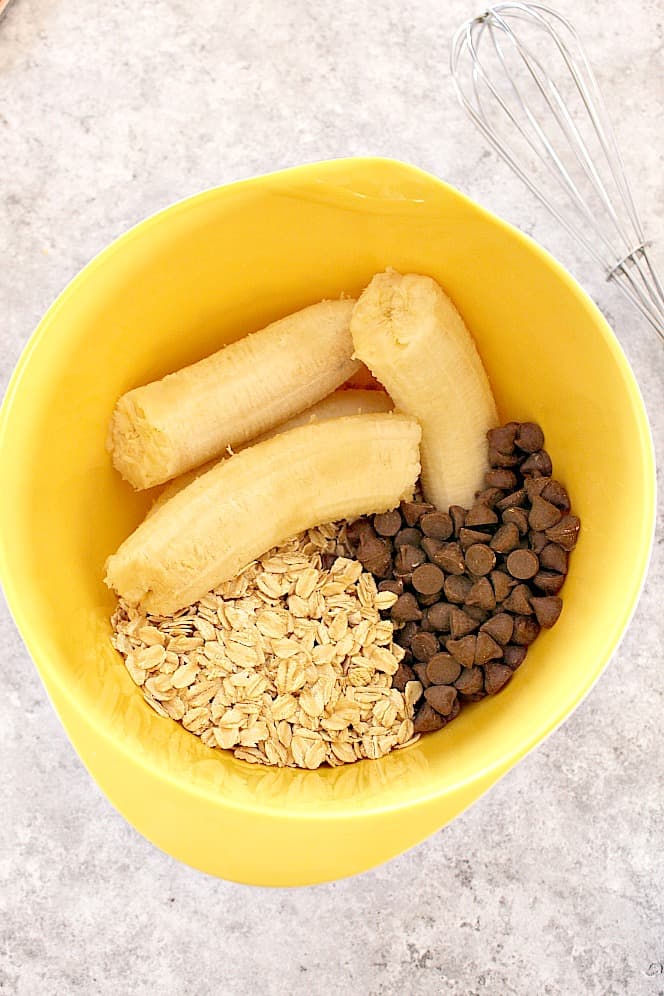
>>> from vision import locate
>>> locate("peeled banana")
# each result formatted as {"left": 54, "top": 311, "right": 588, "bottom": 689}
{"left": 108, "top": 298, "right": 360, "bottom": 490}
{"left": 146, "top": 388, "right": 393, "bottom": 516}
{"left": 350, "top": 270, "right": 497, "bottom": 510}
{"left": 105, "top": 413, "right": 421, "bottom": 615}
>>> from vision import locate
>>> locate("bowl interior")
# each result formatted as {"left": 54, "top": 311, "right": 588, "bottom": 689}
{"left": 0, "top": 157, "right": 654, "bottom": 815}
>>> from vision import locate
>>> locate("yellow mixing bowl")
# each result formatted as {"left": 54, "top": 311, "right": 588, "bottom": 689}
{"left": 0, "top": 158, "right": 655, "bottom": 885}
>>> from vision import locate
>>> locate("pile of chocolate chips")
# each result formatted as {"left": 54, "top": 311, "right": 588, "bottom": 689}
{"left": 346, "top": 421, "right": 580, "bottom": 734}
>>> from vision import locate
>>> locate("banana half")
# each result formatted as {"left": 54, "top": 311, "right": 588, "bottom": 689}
{"left": 105, "top": 412, "right": 421, "bottom": 615}
{"left": 350, "top": 270, "right": 498, "bottom": 511}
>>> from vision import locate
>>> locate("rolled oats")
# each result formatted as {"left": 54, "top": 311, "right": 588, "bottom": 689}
{"left": 110, "top": 522, "right": 419, "bottom": 768}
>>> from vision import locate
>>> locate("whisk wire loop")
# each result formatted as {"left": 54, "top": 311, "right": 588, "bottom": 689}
{"left": 451, "top": 2, "right": 663, "bottom": 338}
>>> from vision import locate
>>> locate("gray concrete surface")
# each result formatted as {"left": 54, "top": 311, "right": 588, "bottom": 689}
{"left": 1, "top": 1, "right": 662, "bottom": 994}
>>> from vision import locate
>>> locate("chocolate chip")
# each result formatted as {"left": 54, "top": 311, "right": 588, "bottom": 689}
{"left": 502, "top": 506, "right": 529, "bottom": 535}
{"left": 484, "top": 663, "right": 513, "bottom": 695}
{"left": 394, "top": 527, "right": 422, "bottom": 549}
{"left": 503, "top": 644, "right": 528, "bottom": 669}
{"left": 446, "top": 697, "right": 462, "bottom": 724}
{"left": 485, "top": 468, "right": 519, "bottom": 490}
{"left": 529, "top": 531, "right": 549, "bottom": 554}
{"left": 503, "top": 584, "right": 533, "bottom": 615}
{"left": 512, "top": 615, "right": 541, "bottom": 645}
{"left": 490, "top": 522, "right": 521, "bottom": 553}
{"left": 540, "top": 479, "right": 571, "bottom": 512}
{"left": 524, "top": 476, "right": 550, "bottom": 500}
{"left": 420, "top": 511, "right": 453, "bottom": 539}
{"left": 533, "top": 570, "right": 566, "bottom": 595}
{"left": 474, "top": 487, "right": 505, "bottom": 508}
{"left": 528, "top": 495, "right": 563, "bottom": 531}
{"left": 506, "top": 548, "right": 539, "bottom": 580}
{"left": 462, "top": 604, "right": 490, "bottom": 625}
{"left": 418, "top": 597, "right": 440, "bottom": 617}
{"left": 356, "top": 534, "right": 393, "bottom": 578}
{"left": 539, "top": 543, "right": 568, "bottom": 574}
{"left": 449, "top": 505, "right": 467, "bottom": 536}
{"left": 435, "top": 542, "right": 466, "bottom": 575}
{"left": 446, "top": 634, "right": 477, "bottom": 667}
{"left": 417, "top": 591, "right": 444, "bottom": 608}
{"left": 465, "top": 544, "right": 496, "bottom": 576}
{"left": 320, "top": 552, "right": 337, "bottom": 570}
{"left": 426, "top": 602, "right": 452, "bottom": 632}
{"left": 449, "top": 607, "right": 479, "bottom": 638}
{"left": 444, "top": 575, "right": 473, "bottom": 604}
{"left": 495, "top": 488, "right": 527, "bottom": 511}
{"left": 378, "top": 579, "right": 404, "bottom": 596}
{"left": 459, "top": 527, "right": 491, "bottom": 549}
{"left": 464, "top": 503, "right": 499, "bottom": 528}
{"left": 413, "top": 662, "right": 432, "bottom": 687}
{"left": 390, "top": 593, "right": 423, "bottom": 623}
{"left": 454, "top": 665, "right": 484, "bottom": 696}
{"left": 345, "top": 518, "right": 374, "bottom": 547}
{"left": 392, "top": 662, "right": 416, "bottom": 691}
{"left": 401, "top": 501, "right": 435, "bottom": 526}
{"left": 475, "top": 631, "right": 503, "bottom": 665}
{"left": 424, "top": 684, "right": 458, "bottom": 716}
{"left": 488, "top": 446, "right": 521, "bottom": 468}
{"left": 426, "top": 653, "right": 461, "bottom": 685}
{"left": 412, "top": 563, "right": 445, "bottom": 596}
{"left": 515, "top": 422, "right": 545, "bottom": 453}
{"left": 544, "top": 515, "right": 580, "bottom": 551}
{"left": 480, "top": 612, "right": 514, "bottom": 645}
{"left": 465, "top": 576, "right": 496, "bottom": 611}
{"left": 490, "top": 569, "right": 517, "bottom": 602}
{"left": 411, "top": 631, "right": 440, "bottom": 661}
{"left": 530, "top": 596, "right": 563, "bottom": 628}
{"left": 520, "top": 449, "right": 553, "bottom": 477}
{"left": 421, "top": 536, "right": 444, "bottom": 561}
{"left": 394, "top": 544, "right": 426, "bottom": 576}
{"left": 373, "top": 509, "right": 403, "bottom": 536}
{"left": 395, "top": 620, "right": 419, "bottom": 649}
{"left": 413, "top": 702, "right": 445, "bottom": 733}
{"left": 487, "top": 423, "right": 518, "bottom": 454}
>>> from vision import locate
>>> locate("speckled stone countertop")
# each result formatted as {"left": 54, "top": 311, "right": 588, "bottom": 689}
{"left": 1, "top": 1, "right": 662, "bottom": 994}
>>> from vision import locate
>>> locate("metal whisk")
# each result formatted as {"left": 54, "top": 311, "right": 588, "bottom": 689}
{"left": 451, "top": 2, "right": 664, "bottom": 340}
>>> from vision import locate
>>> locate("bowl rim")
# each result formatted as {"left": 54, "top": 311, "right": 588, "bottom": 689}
{"left": 0, "top": 156, "right": 657, "bottom": 818}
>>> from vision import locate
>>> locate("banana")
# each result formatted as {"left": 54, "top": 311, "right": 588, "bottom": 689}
{"left": 350, "top": 270, "right": 497, "bottom": 510}
{"left": 146, "top": 388, "right": 393, "bottom": 517}
{"left": 105, "top": 413, "right": 421, "bottom": 615}
{"left": 108, "top": 298, "right": 360, "bottom": 490}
